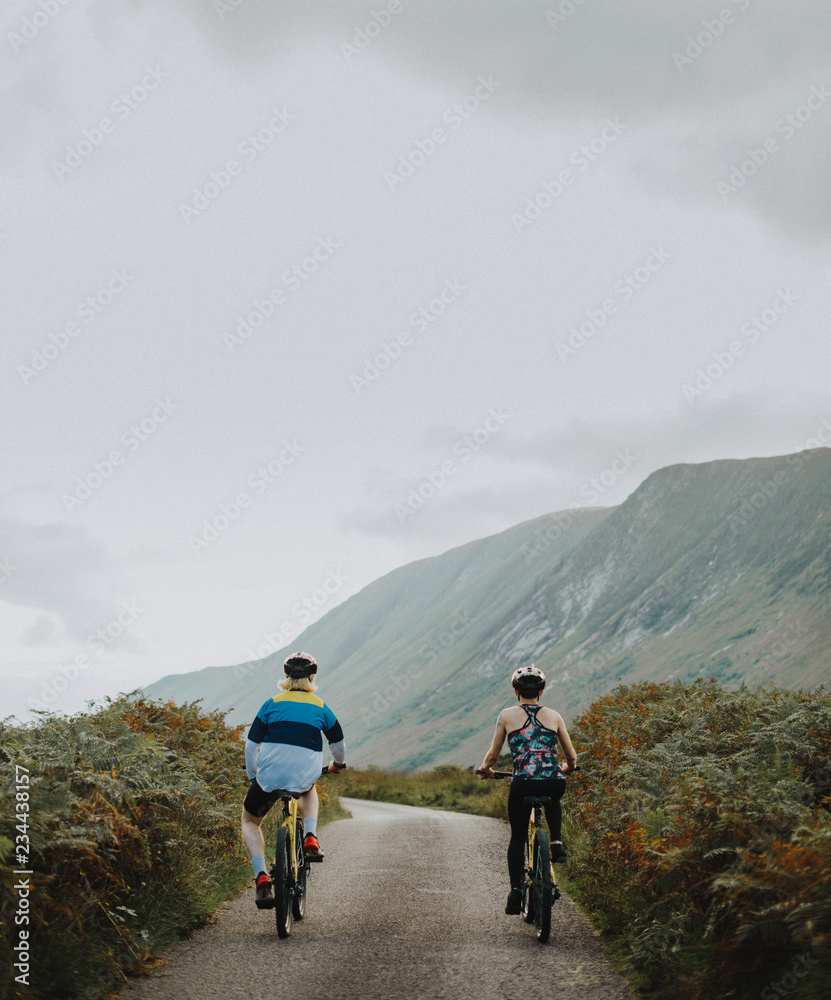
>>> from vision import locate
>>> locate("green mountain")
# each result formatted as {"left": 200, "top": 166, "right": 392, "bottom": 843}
{"left": 145, "top": 448, "right": 831, "bottom": 768}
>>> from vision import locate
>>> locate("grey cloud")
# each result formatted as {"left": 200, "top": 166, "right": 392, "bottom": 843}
{"left": 147, "top": 1, "right": 831, "bottom": 114}
{"left": 138, "top": 0, "right": 831, "bottom": 235}
{"left": 0, "top": 520, "right": 144, "bottom": 649}
{"left": 344, "top": 387, "right": 827, "bottom": 545}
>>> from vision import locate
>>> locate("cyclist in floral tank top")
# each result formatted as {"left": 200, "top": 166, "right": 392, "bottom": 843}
{"left": 479, "top": 664, "right": 577, "bottom": 915}
{"left": 508, "top": 704, "right": 563, "bottom": 779}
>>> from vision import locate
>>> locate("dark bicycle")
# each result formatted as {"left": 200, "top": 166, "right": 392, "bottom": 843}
{"left": 477, "top": 767, "right": 575, "bottom": 943}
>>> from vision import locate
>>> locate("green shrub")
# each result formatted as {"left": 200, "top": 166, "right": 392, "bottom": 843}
{"left": 562, "top": 680, "right": 831, "bottom": 999}
{"left": 337, "top": 763, "right": 510, "bottom": 820}
{"left": 0, "top": 693, "right": 316, "bottom": 1000}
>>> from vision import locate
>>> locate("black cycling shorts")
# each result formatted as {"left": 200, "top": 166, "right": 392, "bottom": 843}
{"left": 243, "top": 779, "right": 309, "bottom": 819}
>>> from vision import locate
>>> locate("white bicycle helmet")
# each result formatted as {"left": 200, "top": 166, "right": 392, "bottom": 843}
{"left": 511, "top": 664, "right": 546, "bottom": 696}
{"left": 283, "top": 651, "right": 318, "bottom": 679}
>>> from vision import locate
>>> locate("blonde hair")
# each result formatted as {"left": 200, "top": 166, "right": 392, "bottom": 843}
{"left": 279, "top": 676, "right": 317, "bottom": 693}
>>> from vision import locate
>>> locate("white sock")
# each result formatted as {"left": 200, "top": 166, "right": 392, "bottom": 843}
{"left": 251, "top": 855, "right": 267, "bottom": 877}
{"left": 303, "top": 817, "right": 317, "bottom": 837}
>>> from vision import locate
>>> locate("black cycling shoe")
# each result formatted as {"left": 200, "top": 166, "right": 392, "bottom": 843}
{"left": 505, "top": 888, "right": 522, "bottom": 914}
{"left": 551, "top": 842, "right": 568, "bottom": 863}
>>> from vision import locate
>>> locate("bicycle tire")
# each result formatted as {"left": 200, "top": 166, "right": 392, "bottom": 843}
{"left": 292, "top": 818, "right": 306, "bottom": 921}
{"left": 533, "top": 830, "right": 552, "bottom": 944}
{"left": 522, "top": 838, "right": 535, "bottom": 923}
{"left": 274, "top": 825, "right": 293, "bottom": 938}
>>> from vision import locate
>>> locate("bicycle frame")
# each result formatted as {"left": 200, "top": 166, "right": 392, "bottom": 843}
{"left": 476, "top": 767, "right": 575, "bottom": 943}
{"left": 268, "top": 766, "right": 339, "bottom": 938}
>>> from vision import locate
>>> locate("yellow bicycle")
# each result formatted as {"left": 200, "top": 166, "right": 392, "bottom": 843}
{"left": 269, "top": 767, "right": 338, "bottom": 938}
{"left": 477, "top": 768, "right": 573, "bottom": 944}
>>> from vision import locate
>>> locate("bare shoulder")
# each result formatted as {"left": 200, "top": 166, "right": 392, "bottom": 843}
{"left": 538, "top": 706, "right": 563, "bottom": 730}
{"left": 500, "top": 704, "right": 526, "bottom": 730}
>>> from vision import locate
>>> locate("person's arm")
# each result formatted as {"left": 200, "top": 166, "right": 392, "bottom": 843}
{"left": 478, "top": 711, "right": 508, "bottom": 775}
{"left": 556, "top": 714, "right": 577, "bottom": 774}
{"left": 322, "top": 708, "right": 346, "bottom": 770}
{"left": 245, "top": 712, "right": 266, "bottom": 781}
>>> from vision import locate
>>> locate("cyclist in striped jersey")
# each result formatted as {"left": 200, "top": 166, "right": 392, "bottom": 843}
{"left": 478, "top": 664, "right": 577, "bottom": 914}
{"left": 241, "top": 651, "right": 346, "bottom": 908}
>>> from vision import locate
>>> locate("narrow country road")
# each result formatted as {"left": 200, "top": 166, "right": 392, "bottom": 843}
{"left": 122, "top": 798, "right": 631, "bottom": 1000}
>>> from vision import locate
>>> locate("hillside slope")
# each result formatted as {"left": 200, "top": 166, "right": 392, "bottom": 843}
{"left": 146, "top": 449, "right": 831, "bottom": 768}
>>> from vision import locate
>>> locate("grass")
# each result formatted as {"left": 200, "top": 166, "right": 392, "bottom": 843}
{"left": 0, "top": 693, "right": 347, "bottom": 1000}
{"left": 337, "top": 680, "right": 831, "bottom": 1000}
{"left": 336, "top": 762, "right": 510, "bottom": 819}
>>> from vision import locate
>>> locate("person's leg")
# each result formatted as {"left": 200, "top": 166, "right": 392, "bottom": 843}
{"left": 241, "top": 804, "right": 268, "bottom": 876}
{"left": 543, "top": 778, "right": 567, "bottom": 860}
{"left": 298, "top": 785, "right": 324, "bottom": 858}
{"left": 298, "top": 784, "right": 319, "bottom": 837}
{"left": 241, "top": 781, "right": 277, "bottom": 882}
{"left": 506, "top": 780, "right": 532, "bottom": 890}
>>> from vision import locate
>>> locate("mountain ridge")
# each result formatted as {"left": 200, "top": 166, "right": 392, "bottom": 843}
{"left": 145, "top": 448, "right": 831, "bottom": 768}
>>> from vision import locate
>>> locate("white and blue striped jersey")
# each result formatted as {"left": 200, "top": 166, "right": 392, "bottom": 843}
{"left": 245, "top": 690, "right": 345, "bottom": 795}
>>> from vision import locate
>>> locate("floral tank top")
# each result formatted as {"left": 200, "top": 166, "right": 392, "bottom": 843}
{"left": 508, "top": 706, "right": 562, "bottom": 780}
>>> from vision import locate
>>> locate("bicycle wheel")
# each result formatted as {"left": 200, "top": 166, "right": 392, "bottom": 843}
{"left": 292, "top": 818, "right": 306, "bottom": 921}
{"left": 521, "top": 838, "right": 535, "bottom": 924}
{"left": 273, "top": 825, "right": 293, "bottom": 938}
{"left": 533, "top": 830, "right": 552, "bottom": 944}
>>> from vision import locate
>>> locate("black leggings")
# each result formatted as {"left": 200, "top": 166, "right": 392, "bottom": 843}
{"left": 507, "top": 776, "right": 566, "bottom": 890}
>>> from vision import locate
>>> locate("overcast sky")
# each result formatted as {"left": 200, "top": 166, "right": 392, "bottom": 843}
{"left": 2, "top": 0, "right": 830, "bottom": 721}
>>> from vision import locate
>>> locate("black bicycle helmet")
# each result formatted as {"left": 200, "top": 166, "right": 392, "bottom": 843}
{"left": 511, "top": 664, "right": 546, "bottom": 696}
{"left": 283, "top": 651, "right": 318, "bottom": 679}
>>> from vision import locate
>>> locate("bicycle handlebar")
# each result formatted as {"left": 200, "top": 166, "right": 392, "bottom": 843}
{"left": 241, "top": 763, "right": 346, "bottom": 779}
{"left": 475, "top": 766, "right": 579, "bottom": 778}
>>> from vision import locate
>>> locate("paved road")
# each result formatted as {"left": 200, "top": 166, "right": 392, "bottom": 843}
{"left": 123, "top": 798, "right": 631, "bottom": 1000}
